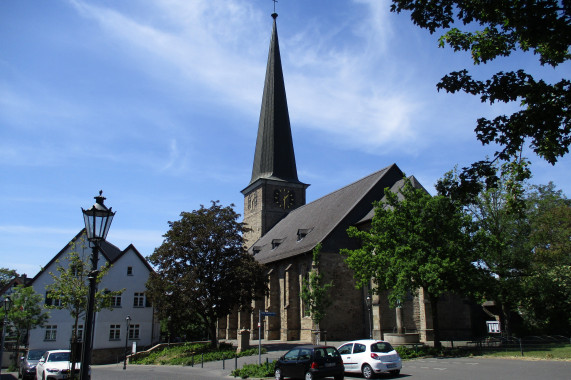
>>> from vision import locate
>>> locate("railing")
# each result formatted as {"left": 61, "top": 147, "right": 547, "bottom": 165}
{"left": 465, "top": 335, "right": 570, "bottom": 356}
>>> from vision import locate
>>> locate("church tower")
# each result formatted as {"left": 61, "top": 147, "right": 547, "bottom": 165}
{"left": 242, "top": 13, "right": 309, "bottom": 249}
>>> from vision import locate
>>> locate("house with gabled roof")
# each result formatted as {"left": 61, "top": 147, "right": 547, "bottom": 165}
{"left": 219, "top": 12, "right": 482, "bottom": 343}
{"left": 27, "top": 230, "right": 160, "bottom": 364}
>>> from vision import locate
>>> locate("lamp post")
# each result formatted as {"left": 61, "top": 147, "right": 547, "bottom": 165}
{"left": 123, "top": 315, "right": 131, "bottom": 370}
{"left": 0, "top": 296, "right": 12, "bottom": 377}
{"left": 80, "top": 191, "right": 115, "bottom": 380}
{"left": 366, "top": 294, "right": 372, "bottom": 339}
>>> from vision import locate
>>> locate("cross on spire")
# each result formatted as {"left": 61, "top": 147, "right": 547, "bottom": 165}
{"left": 273, "top": 0, "right": 278, "bottom": 13}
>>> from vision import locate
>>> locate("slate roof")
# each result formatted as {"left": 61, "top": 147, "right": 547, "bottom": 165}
{"left": 248, "top": 13, "right": 303, "bottom": 187}
{"left": 250, "top": 163, "right": 406, "bottom": 264}
{"left": 29, "top": 229, "right": 154, "bottom": 284}
{"left": 356, "top": 175, "right": 429, "bottom": 225}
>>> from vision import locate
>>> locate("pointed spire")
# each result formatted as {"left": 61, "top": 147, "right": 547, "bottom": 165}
{"left": 248, "top": 12, "right": 301, "bottom": 185}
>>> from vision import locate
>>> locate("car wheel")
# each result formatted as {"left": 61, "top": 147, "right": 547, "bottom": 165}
{"left": 275, "top": 368, "right": 283, "bottom": 380}
{"left": 362, "top": 363, "right": 374, "bottom": 379}
{"left": 305, "top": 371, "right": 314, "bottom": 380}
{"left": 390, "top": 369, "right": 401, "bottom": 377}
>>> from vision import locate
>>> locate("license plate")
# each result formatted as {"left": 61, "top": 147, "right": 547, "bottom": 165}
{"left": 325, "top": 362, "right": 336, "bottom": 367}
{"left": 387, "top": 364, "right": 396, "bottom": 369}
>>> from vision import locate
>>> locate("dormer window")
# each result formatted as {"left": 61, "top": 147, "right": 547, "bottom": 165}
{"left": 252, "top": 246, "right": 261, "bottom": 255}
{"left": 271, "top": 239, "right": 284, "bottom": 249}
{"left": 297, "top": 228, "right": 312, "bottom": 241}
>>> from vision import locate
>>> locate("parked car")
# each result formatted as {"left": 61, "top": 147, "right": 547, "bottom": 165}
{"left": 337, "top": 339, "right": 401, "bottom": 378}
{"left": 36, "top": 350, "right": 80, "bottom": 380}
{"left": 274, "top": 345, "right": 344, "bottom": 380}
{"left": 19, "top": 349, "right": 47, "bottom": 380}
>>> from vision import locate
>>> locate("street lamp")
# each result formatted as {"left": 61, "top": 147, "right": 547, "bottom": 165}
{"left": 80, "top": 191, "right": 115, "bottom": 380}
{"left": 0, "top": 296, "right": 12, "bottom": 377}
{"left": 123, "top": 316, "right": 131, "bottom": 370}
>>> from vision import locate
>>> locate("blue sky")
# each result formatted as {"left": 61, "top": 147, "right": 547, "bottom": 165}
{"left": 1, "top": 0, "right": 569, "bottom": 277}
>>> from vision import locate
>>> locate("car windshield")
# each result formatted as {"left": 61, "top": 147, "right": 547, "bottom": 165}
{"left": 370, "top": 342, "right": 394, "bottom": 353}
{"left": 48, "top": 352, "right": 70, "bottom": 362}
{"left": 27, "top": 350, "right": 45, "bottom": 360}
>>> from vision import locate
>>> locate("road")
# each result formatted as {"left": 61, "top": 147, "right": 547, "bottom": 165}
{"left": 1, "top": 356, "right": 569, "bottom": 379}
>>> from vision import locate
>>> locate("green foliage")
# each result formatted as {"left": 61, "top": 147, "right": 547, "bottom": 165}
{"left": 460, "top": 169, "right": 571, "bottom": 335}
{"left": 0, "top": 267, "right": 18, "bottom": 288}
{"left": 130, "top": 342, "right": 265, "bottom": 366}
{"left": 2, "top": 285, "right": 49, "bottom": 347}
{"left": 231, "top": 360, "right": 275, "bottom": 378}
{"left": 146, "top": 201, "right": 267, "bottom": 347}
{"left": 342, "top": 176, "right": 479, "bottom": 347}
{"left": 390, "top": 0, "right": 570, "bottom": 200}
{"left": 300, "top": 243, "right": 333, "bottom": 327}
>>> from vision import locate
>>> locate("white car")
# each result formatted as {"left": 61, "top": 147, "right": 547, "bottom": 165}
{"left": 338, "top": 339, "right": 402, "bottom": 378}
{"left": 36, "top": 350, "right": 80, "bottom": 380}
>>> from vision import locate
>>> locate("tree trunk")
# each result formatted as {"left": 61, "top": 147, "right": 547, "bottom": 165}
{"left": 208, "top": 321, "right": 218, "bottom": 348}
{"left": 429, "top": 295, "right": 441, "bottom": 349}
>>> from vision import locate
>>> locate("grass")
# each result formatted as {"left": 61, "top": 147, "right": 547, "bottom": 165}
{"left": 130, "top": 342, "right": 266, "bottom": 366}
{"left": 394, "top": 343, "right": 571, "bottom": 361}
{"left": 478, "top": 344, "right": 571, "bottom": 360}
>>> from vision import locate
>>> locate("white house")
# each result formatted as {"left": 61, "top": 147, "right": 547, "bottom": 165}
{"left": 28, "top": 230, "right": 160, "bottom": 364}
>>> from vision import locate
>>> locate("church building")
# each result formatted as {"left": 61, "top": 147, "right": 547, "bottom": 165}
{"left": 219, "top": 13, "right": 481, "bottom": 344}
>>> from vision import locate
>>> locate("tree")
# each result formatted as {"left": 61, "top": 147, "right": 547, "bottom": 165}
{"left": 519, "top": 183, "right": 571, "bottom": 333}
{"left": 146, "top": 201, "right": 267, "bottom": 347}
{"left": 4, "top": 285, "right": 49, "bottom": 358}
{"left": 300, "top": 243, "right": 333, "bottom": 339}
{"left": 0, "top": 268, "right": 18, "bottom": 288}
{"left": 466, "top": 170, "right": 532, "bottom": 336}
{"left": 45, "top": 238, "right": 123, "bottom": 378}
{"left": 342, "top": 177, "right": 478, "bottom": 348}
{"left": 391, "top": 1, "right": 570, "bottom": 198}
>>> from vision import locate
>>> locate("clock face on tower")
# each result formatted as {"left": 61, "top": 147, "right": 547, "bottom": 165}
{"left": 274, "top": 188, "right": 295, "bottom": 209}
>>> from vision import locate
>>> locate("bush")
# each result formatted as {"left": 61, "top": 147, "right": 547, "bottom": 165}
{"left": 231, "top": 361, "right": 275, "bottom": 379}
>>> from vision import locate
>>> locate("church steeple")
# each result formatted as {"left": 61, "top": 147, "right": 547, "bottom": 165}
{"left": 242, "top": 12, "right": 308, "bottom": 249}
{"left": 249, "top": 13, "right": 301, "bottom": 186}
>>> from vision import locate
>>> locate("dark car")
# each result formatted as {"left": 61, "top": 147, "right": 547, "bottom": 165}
{"left": 274, "top": 345, "right": 344, "bottom": 380}
{"left": 19, "top": 349, "right": 46, "bottom": 380}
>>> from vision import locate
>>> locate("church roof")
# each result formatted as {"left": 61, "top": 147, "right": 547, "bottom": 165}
{"left": 250, "top": 163, "right": 406, "bottom": 264}
{"left": 248, "top": 13, "right": 302, "bottom": 187}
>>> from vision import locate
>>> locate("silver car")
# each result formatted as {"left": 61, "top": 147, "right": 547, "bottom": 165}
{"left": 337, "top": 339, "right": 402, "bottom": 378}
{"left": 19, "top": 349, "right": 46, "bottom": 380}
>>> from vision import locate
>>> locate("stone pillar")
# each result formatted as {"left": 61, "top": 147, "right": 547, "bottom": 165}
{"left": 266, "top": 268, "right": 281, "bottom": 340}
{"left": 418, "top": 287, "right": 433, "bottom": 342}
{"left": 237, "top": 329, "right": 250, "bottom": 353}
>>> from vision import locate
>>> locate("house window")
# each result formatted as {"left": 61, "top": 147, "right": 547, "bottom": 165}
{"left": 45, "top": 292, "right": 61, "bottom": 307}
{"left": 272, "top": 239, "right": 283, "bottom": 249}
{"left": 72, "top": 325, "right": 84, "bottom": 342}
{"left": 109, "top": 324, "right": 121, "bottom": 341}
{"left": 134, "top": 292, "right": 145, "bottom": 308}
{"left": 44, "top": 325, "right": 57, "bottom": 341}
{"left": 111, "top": 295, "right": 122, "bottom": 308}
{"left": 71, "top": 265, "right": 81, "bottom": 277}
{"left": 127, "top": 266, "right": 133, "bottom": 276}
{"left": 297, "top": 229, "right": 311, "bottom": 241}
{"left": 128, "top": 324, "right": 140, "bottom": 340}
